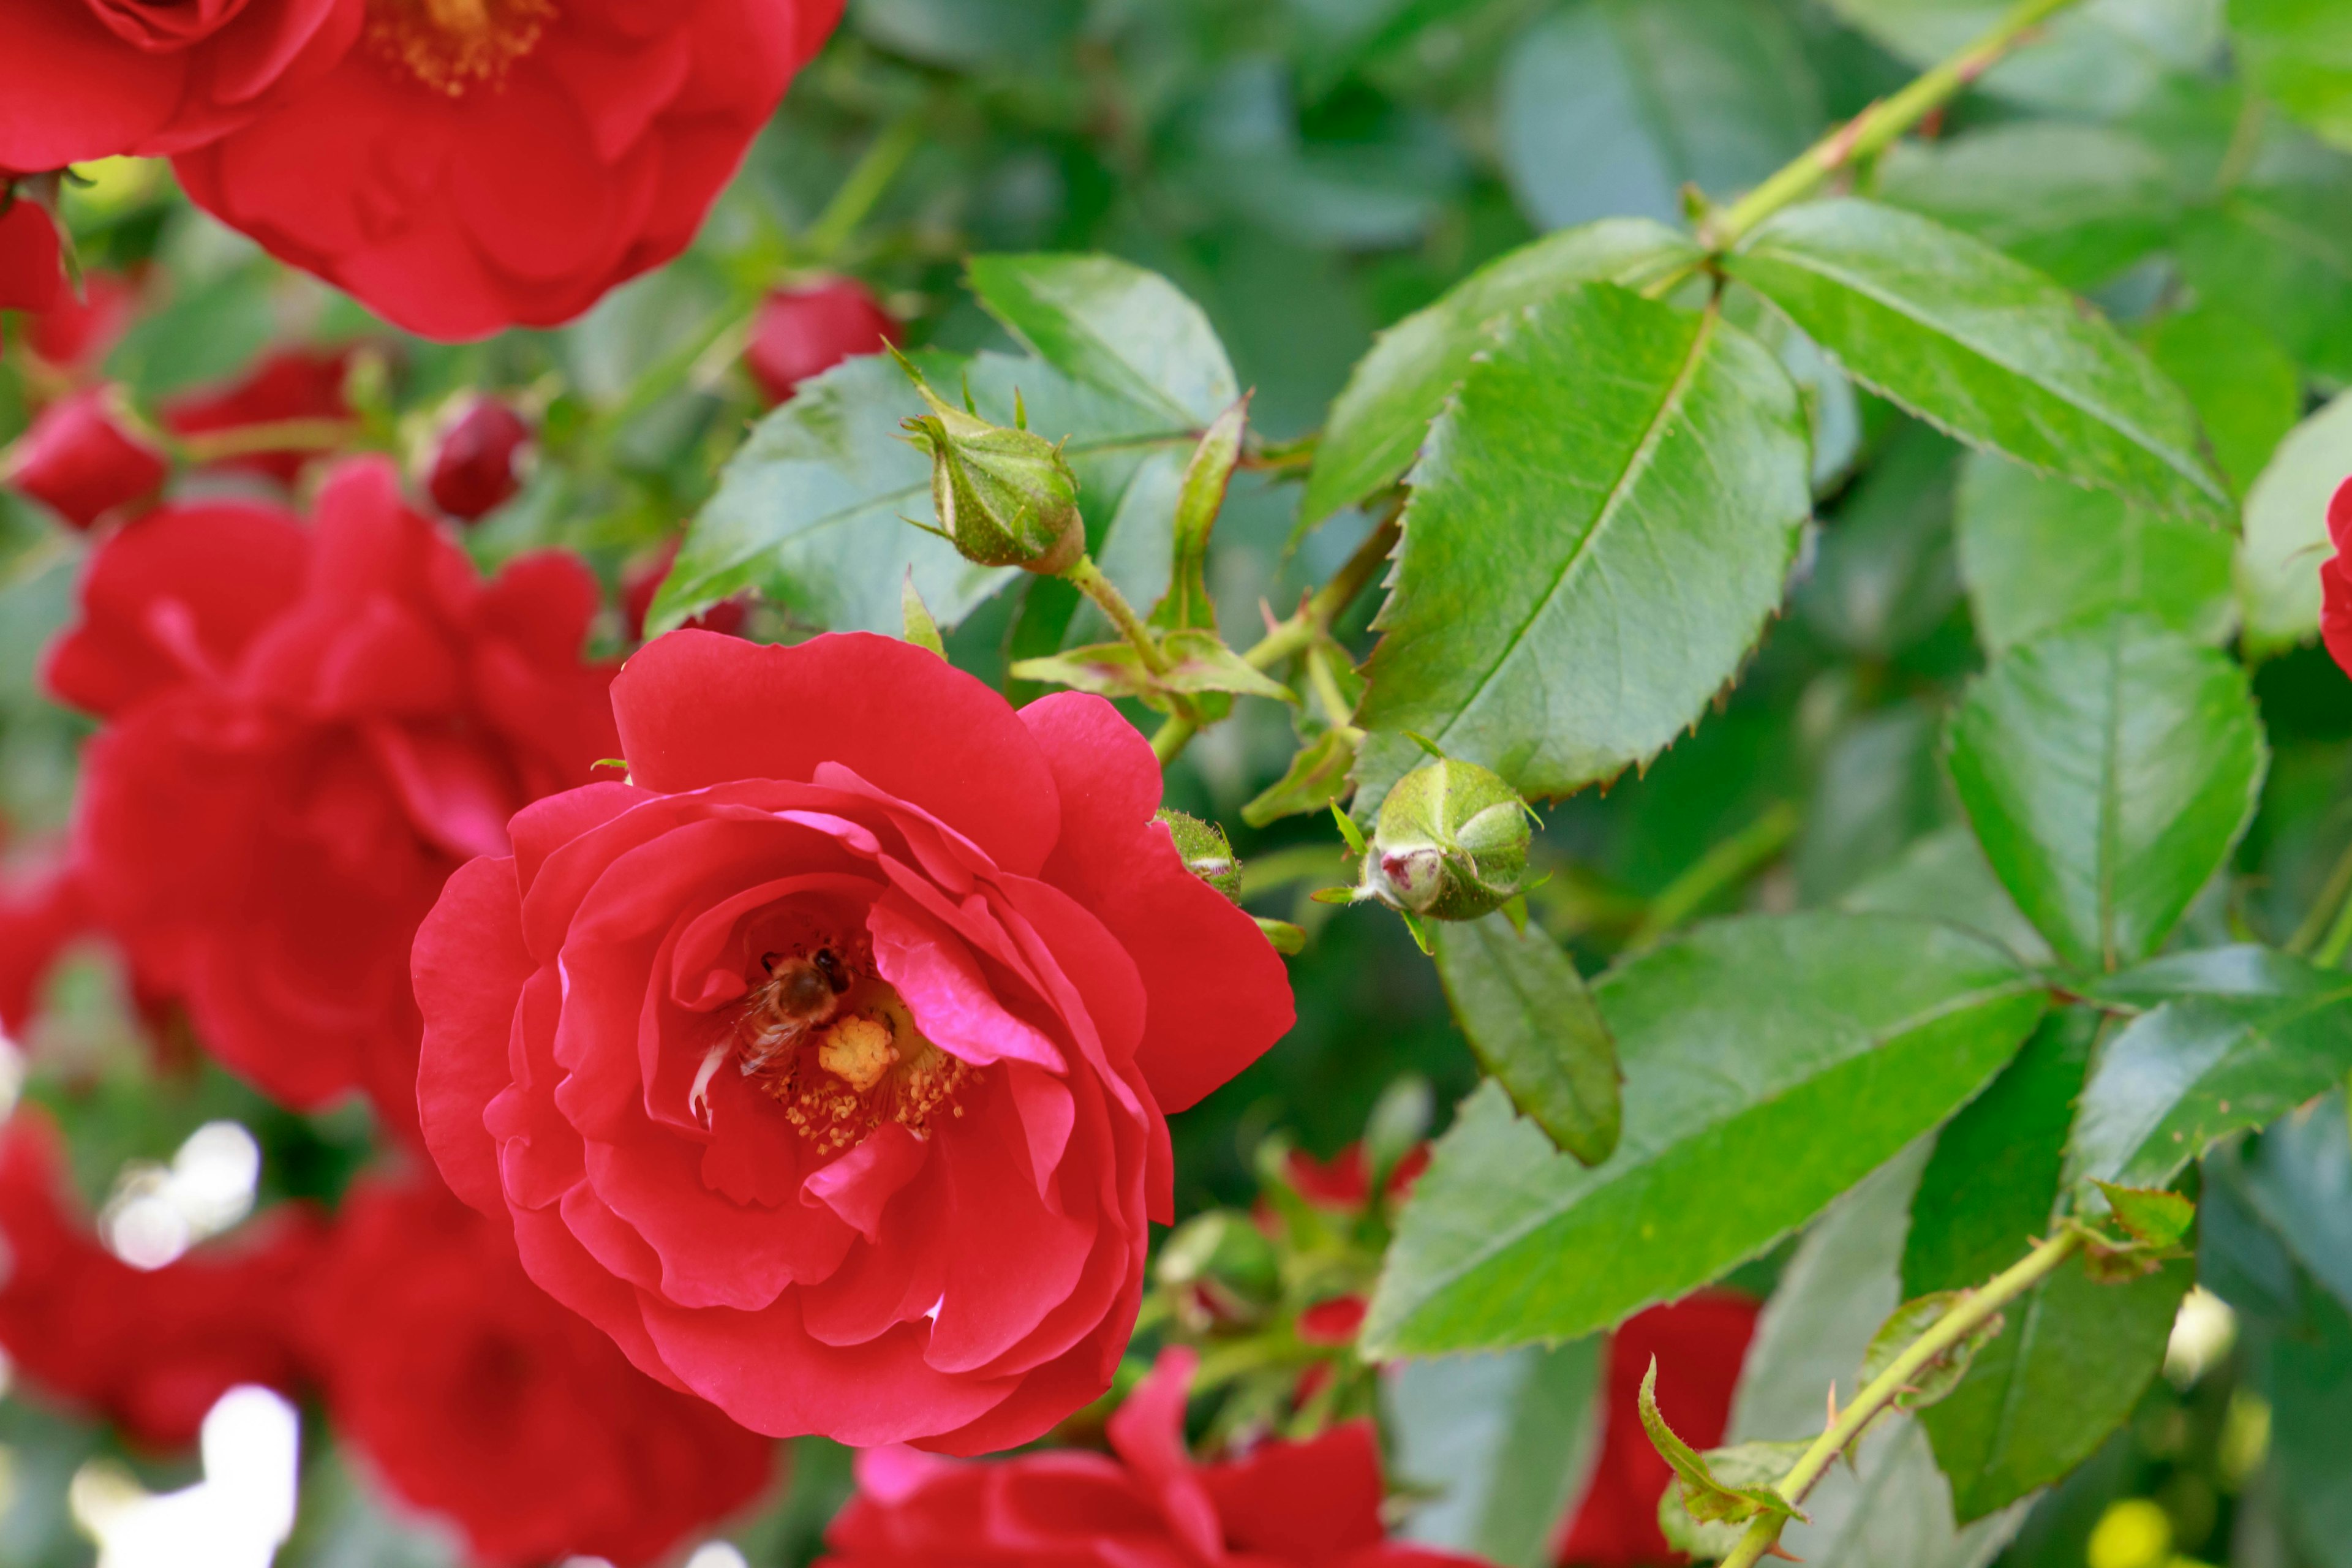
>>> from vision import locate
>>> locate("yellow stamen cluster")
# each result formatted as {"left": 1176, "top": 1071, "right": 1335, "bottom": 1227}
{"left": 749, "top": 1010, "right": 974, "bottom": 1157}
{"left": 366, "top": 0, "right": 556, "bottom": 95}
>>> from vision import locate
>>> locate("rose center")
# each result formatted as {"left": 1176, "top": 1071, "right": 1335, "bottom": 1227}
{"left": 689, "top": 943, "right": 974, "bottom": 1156}
{"left": 365, "top": 0, "right": 555, "bottom": 96}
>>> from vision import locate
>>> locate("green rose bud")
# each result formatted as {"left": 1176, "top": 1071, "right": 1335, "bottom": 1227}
{"left": 1360, "top": 756, "right": 1534, "bottom": 922}
{"left": 1156, "top": 807, "right": 1242, "bottom": 902}
{"left": 896, "top": 354, "right": 1084, "bottom": 575}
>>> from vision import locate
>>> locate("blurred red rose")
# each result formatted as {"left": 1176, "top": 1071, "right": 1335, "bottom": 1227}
{"left": 0, "top": 1107, "right": 323, "bottom": 1450}
{"left": 172, "top": 0, "right": 846, "bottom": 342}
{"left": 309, "top": 1177, "right": 774, "bottom": 1568}
{"left": 415, "top": 630, "right": 1294, "bottom": 1450}
{"left": 622, "top": 535, "right": 747, "bottom": 643}
{"left": 0, "top": 196, "right": 63, "bottom": 312}
{"left": 0, "top": 0, "right": 361, "bottom": 168}
{"left": 3, "top": 386, "right": 169, "bottom": 529}
{"left": 0, "top": 845, "right": 91, "bottom": 1036}
{"left": 26, "top": 268, "right": 138, "bottom": 375}
{"left": 426, "top": 396, "right": 530, "bottom": 522}
{"left": 45, "top": 460, "right": 619, "bottom": 1139}
{"left": 1555, "top": 1292, "right": 1762, "bottom": 1568}
{"left": 2324, "top": 478, "right": 2352, "bottom": 680}
{"left": 745, "top": 279, "right": 902, "bottom": 405}
{"left": 162, "top": 345, "right": 353, "bottom": 486}
{"left": 1286, "top": 1142, "right": 1430, "bottom": 1210}
{"left": 820, "top": 1347, "right": 1475, "bottom": 1568}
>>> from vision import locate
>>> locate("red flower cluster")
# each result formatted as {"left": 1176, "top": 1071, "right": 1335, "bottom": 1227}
{"left": 416, "top": 630, "right": 1295, "bottom": 1450}
{"left": 45, "top": 459, "right": 619, "bottom": 1139}
{"left": 0, "top": 1109, "right": 323, "bottom": 1450}
{"left": 2324, "top": 477, "right": 2352, "bottom": 680}
{"left": 310, "top": 1177, "right": 774, "bottom": 1567}
{"left": 821, "top": 1348, "right": 1475, "bottom": 1568}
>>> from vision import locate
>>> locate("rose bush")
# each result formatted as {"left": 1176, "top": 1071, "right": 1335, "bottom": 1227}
{"left": 47, "top": 458, "right": 618, "bottom": 1139}
{"left": 818, "top": 1347, "right": 1473, "bottom": 1568}
{"left": 415, "top": 628, "right": 1294, "bottom": 1450}
{"left": 307, "top": 1175, "right": 774, "bottom": 1566}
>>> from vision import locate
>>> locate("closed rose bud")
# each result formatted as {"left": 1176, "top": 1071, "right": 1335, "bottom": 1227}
{"left": 426, "top": 397, "right": 529, "bottom": 522}
{"left": 0, "top": 198, "right": 62, "bottom": 314}
{"left": 898, "top": 358, "right": 1084, "bottom": 574}
{"left": 4, "top": 388, "right": 168, "bottom": 530}
{"left": 745, "top": 279, "right": 902, "bottom": 405}
{"left": 1156, "top": 808, "right": 1243, "bottom": 901}
{"left": 1360, "top": 755, "right": 1534, "bottom": 922}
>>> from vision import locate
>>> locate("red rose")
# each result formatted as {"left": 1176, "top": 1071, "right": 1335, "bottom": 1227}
{"left": 0, "top": 1108, "right": 323, "bottom": 1450}
{"left": 2324, "top": 478, "right": 2352, "bottom": 680}
{"left": 309, "top": 1177, "right": 774, "bottom": 1568}
{"left": 162, "top": 346, "right": 353, "bottom": 486}
{"left": 415, "top": 630, "right": 1294, "bottom": 1450}
{"left": 745, "top": 279, "right": 902, "bottom": 405}
{"left": 1555, "top": 1293, "right": 1762, "bottom": 1568}
{"left": 0, "top": 0, "right": 360, "bottom": 168}
{"left": 1286, "top": 1143, "right": 1430, "bottom": 1210}
{"left": 27, "top": 268, "right": 140, "bottom": 374}
{"left": 46, "top": 459, "right": 619, "bottom": 1139}
{"left": 3, "top": 386, "right": 170, "bottom": 529}
{"left": 622, "top": 535, "right": 747, "bottom": 642}
{"left": 171, "top": 0, "right": 846, "bottom": 342}
{"left": 0, "top": 845, "right": 91, "bottom": 1035}
{"left": 820, "top": 1348, "right": 1476, "bottom": 1568}
{"left": 0, "top": 195, "right": 63, "bottom": 312}
{"left": 427, "top": 396, "right": 530, "bottom": 522}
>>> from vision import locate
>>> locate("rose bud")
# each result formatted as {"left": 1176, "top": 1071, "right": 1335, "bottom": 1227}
{"left": 746, "top": 279, "right": 902, "bottom": 405}
{"left": 2, "top": 387, "right": 168, "bottom": 530}
{"left": 1156, "top": 808, "right": 1243, "bottom": 901}
{"left": 897, "top": 354, "right": 1084, "bottom": 575}
{"left": 1358, "top": 755, "right": 1535, "bottom": 923}
{"left": 0, "top": 196, "right": 62, "bottom": 314}
{"left": 2324, "top": 477, "right": 2352, "bottom": 680}
{"left": 425, "top": 396, "right": 530, "bottom": 521}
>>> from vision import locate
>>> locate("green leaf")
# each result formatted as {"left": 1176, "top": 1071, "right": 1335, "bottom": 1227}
{"left": 2087, "top": 1181, "right": 2196, "bottom": 1248}
{"left": 2261, "top": 1282, "right": 2352, "bottom": 1567}
{"left": 1384, "top": 1340, "right": 1607, "bottom": 1567}
{"left": 1944, "top": 615, "right": 2266, "bottom": 974}
{"left": 1794, "top": 424, "right": 1962, "bottom": 662}
{"left": 2231, "top": 0, "right": 2352, "bottom": 152}
{"left": 964, "top": 253, "right": 1239, "bottom": 428}
{"left": 2179, "top": 173, "right": 2352, "bottom": 385}
{"left": 1497, "top": 0, "right": 1821, "bottom": 232}
{"left": 2068, "top": 953, "right": 2352, "bottom": 1191}
{"left": 1876, "top": 123, "right": 2177, "bottom": 291}
{"left": 1640, "top": 1361, "right": 1803, "bottom": 1528}
{"left": 1363, "top": 913, "right": 2045, "bottom": 1357}
{"left": 1657, "top": 1439, "right": 1812, "bottom": 1559}
{"left": 1953, "top": 455, "right": 2236, "bottom": 657}
{"left": 1432, "top": 913, "right": 1623, "bottom": 1166}
{"left": 1840, "top": 824, "right": 2052, "bottom": 968}
{"left": 1303, "top": 220, "right": 1703, "bottom": 525}
{"left": 1353, "top": 286, "right": 1809, "bottom": 810}
{"left": 900, "top": 571, "right": 946, "bottom": 658}
{"left": 2234, "top": 1087, "right": 2352, "bottom": 1314}
{"left": 1149, "top": 400, "right": 1246, "bottom": 633}
{"left": 1817, "top": 0, "right": 2222, "bottom": 117}
{"left": 1010, "top": 630, "right": 1295, "bottom": 711}
{"left": 1859, "top": 1291, "right": 2002, "bottom": 1412}
{"left": 2143, "top": 304, "right": 2302, "bottom": 500}
{"left": 2081, "top": 942, "right": 2329, "bottom": 1008}
{"left": 1722, "top": 199, "right": 2230, "bottom": 520}
{"left": 2239, "top": 391, "right": 2352, "bottom": 656}
{"left": 1243, "top": 728, "right": 1363, "bottom": 829}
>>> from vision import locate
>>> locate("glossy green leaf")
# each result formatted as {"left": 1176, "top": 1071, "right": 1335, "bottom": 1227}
{"left": 2236, "top": 1088, "right": 2352, "bottom": 1314}
{"left": 1841, "top": 824, "right": 2053, "bottom": 967}
{"left": 2069, "top": 954, "right": 2352, "bottom": 1191}
{"left": 2263, "top": 1284, "right": 2352, "bottom": 1568}
{"left": 1944, "top": 615, "right": 2266, "bottom": 974}
{"left": 2231, "top": 0, "right": 2352, "bottom": 152}
{"left": 899, "top": 572, "right": 946, "bottom": 658}
{"left": 2179, "top": 174, "right": 2352, "bottom": 385}
{"left": 1640, "top": 1362, "right": 1802, "bottom": 1528}
{"left": 1657, "top": 1439, "right": 1811, "bottom": 1558}
{"left": 2143, "top": 304, "right": 2302, "bottom": 500}
{"left": 1010, "top": 630, "right": 1296, "bottom": 711}
{"left": 1818, "top": 0, "right": 2222, "bottom": 116}
{"left": 1384, "top": 1341, "right": 1607, "bottom": 1568}
{"left": 965, "top": 253, "right": 1238, "bottom": 428}
{"left": 1303, "top": 220, "right": 1703, "bottom": 525}
{"left": 2239, "top": 391, "right": 2352, "bottom": 655}
{"left": 1363, "top": 913, "right": 2044, "bottom": 1357}
{"left": 1953, "top": 455, "right": 2236, "bottom": 656}
{"left": 1433, "top": 913, "right": 1622, "bottom": 1166}
{"left": 2087, "top": 1181, "right": 2196, "bottom": 1248}
{"left": 1354, "top": 286, "right": 1809, "bottom": 812}
{"left": 1876, "top": 124, "right": 2177, "bottom": 290}
{"left": 1723, "top": 200, "right": 2229, "bottom": 520}
{"left": 1497, "top": 0, "right": 1820, "bottom": 232}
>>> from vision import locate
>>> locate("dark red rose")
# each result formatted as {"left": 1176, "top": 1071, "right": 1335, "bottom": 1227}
{"left": 1297, "top": 1295, "right": 1368, "bottom": 1348}
{"left": 29, "top": 268, "right": 140, "bottom": 374}
{"left": 0, "top": 1108, "right": 324, "bottom": 1450}
{"left": 0, "top": 195, "right": 63, "bottom": 312}
{"left": 161, "top": 345, "right": 353, "bottom": 486}
{"left": 3, "top": 386, "right": 169, "bottom": 530}
{"left": 820, "top": 1348, "right": 1476, "bottom": 1568}
{"left": 1555, "top": 1292, "right": 1761, "bottom": 1568}
{"left": 2324, "top": 478, "right": 2352, "bottom": 680}
{"left": 46, "top": 459, "right": 619, "bottom": 1140}
{"left": 414, "top": 630, "right": 1295, "bottom": 1450}
{"left": 427, "top": 396, "right": 530, "bottom": 522}
{"left": 309, "top": 1177, "right": 775, "bottom": 1567}
{"left": 0, "top": 0, "right": 361, "bottom": 168}
{"left": 622, "top": 535, "right": 747, "bottom": 643}
{"left": 171, "top": 0, "right": 846, "bottom": 342}
{"left": 745, "top": 279, "right": 902, "bottom": 405}
{"left": 1286, "top": 1143, "right": 1430, "bottom": 1211}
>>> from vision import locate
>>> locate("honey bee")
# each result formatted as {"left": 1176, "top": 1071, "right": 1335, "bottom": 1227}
{"left": 689, "top": 946, "right": 852, "bottom": 1125}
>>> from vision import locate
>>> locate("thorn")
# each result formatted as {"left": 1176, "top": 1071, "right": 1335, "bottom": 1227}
{"left": 1765, "top": 1545, "right": 1804, "bottom": 1562}
{"left": 1261, "top": 599, "right": 1283, "bottom": 636}
{"left": 1825, "top": 1382, "right": 1839, "bottom": 1429}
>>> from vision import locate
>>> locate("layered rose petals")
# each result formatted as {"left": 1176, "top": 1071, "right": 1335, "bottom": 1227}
{"left": 416, "top": 630, "right": 1294, "bottom": 1450}
{"left": 2324, "top": 478, "right": 2352, "bottom": 681}
{"left": 46, "top": 458, "right": 618, "bottom": 1139}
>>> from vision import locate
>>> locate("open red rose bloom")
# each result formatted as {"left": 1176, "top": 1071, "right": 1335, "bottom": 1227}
{"left": 416, "top": 630, "right": 1295, "bottom": 1450}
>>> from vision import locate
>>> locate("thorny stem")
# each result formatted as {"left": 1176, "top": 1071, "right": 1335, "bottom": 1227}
{"left": 1065, "top": 554, "right": 1172, "bottom": 676}
{"left": 1150, "top": 508, "right": 1403, "bottom": 767}
{"left": 1702, "top": 0, "right": 2090, "bottom": 251}
{"left": 1718, "top": 1228, "right": 2087, "bottom": 1568}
